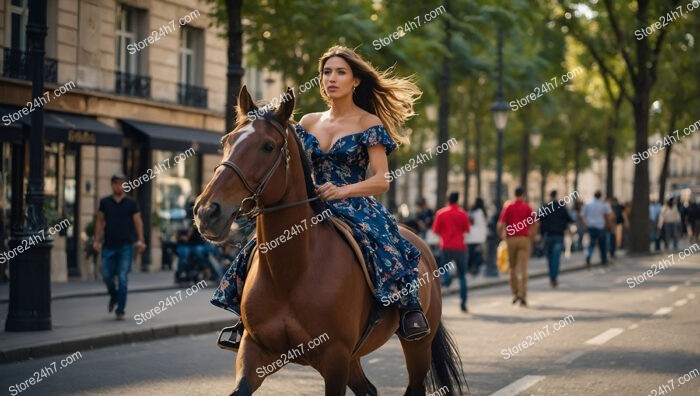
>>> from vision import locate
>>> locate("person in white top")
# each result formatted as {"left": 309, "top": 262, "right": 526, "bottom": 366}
{"left": 465, "top": 198, "right": 488, "bottom": 276}
{"left": 658, "top": 197, "right": 681, "bottom": 250}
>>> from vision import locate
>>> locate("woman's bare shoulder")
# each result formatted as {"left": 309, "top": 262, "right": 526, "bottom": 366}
{"left": 358, "top": 112, "right": 383, "bottom": 130}
{"left": 299, "top": 112, "right": 324, "bottom": 130}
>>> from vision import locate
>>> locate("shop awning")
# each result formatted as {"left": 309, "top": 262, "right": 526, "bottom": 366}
{"left": 0, "top": 106, "right": 123, "bottom": 147}
{"left": 120, "top": 119, "right": 223, "bottom": 154}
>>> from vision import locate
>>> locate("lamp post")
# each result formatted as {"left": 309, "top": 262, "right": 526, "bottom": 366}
{"left": 485, "top": 27, "right": 509, "bottom": 277}
{"left": 6, "top": 0, "right": 52, "bottom": 331}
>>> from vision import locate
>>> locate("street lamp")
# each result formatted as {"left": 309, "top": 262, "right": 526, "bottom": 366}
{"left": 485, "top": 27, "right": 509, "bottom": 277}
{"left": 6, "top": 0, "right": 52, "bottom": 331}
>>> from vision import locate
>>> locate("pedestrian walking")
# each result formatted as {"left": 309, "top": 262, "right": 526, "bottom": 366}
{"left": 688, "top": 200, "right": 700, "bottom": 242}
{"left": 571, "top": 200, "right": 586, "bottom": 252}
{"left": 649, "top": 200, "right": 662, "bottom": 251}
{"left": 432, "top": 192, "right": 471, "bottom": 312}
{"left": 465, "top": 198, "right": 488, "bottom": 276}
{"left": 581, "top": 190, "right": 612, "bottom": 268}
{"left": 497, "top": 187, "right": 538, "bottom": 307}
{"left": 607, "top": 197, "right": 624, "bottom": 260}
{"left": 93, "top": 172, "right": 146, "bottom": 320}
{"left": 658, "top": 198, "right": 681, "bottom": 250}
{"left": 414, "top": 197, "right": 435, "bottom": 239}
{"left": 539, "top": 190, "right": 573, "bottom": 288}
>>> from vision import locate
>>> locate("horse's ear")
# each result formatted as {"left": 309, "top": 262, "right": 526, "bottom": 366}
{"left": 237, "top": 85, "right": 257, "bottom": 119}
{"left": 275, "top": 87, "right": 295, "bottom": 122}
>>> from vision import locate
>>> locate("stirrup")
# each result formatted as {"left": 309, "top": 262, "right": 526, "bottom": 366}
{"left": 397, "top": 309, "right": 430, "bottom": 341}
{"left": 217, "top": 321, "right": 244, "bottom": 351}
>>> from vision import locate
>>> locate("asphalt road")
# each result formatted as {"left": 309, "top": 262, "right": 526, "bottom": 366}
{"left": 1, "top": 249, "right": 699, "bottom": 396}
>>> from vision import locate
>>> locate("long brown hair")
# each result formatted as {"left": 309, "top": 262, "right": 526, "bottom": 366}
{"left": 318, "top": 45, "right": 421, "bottom": 145}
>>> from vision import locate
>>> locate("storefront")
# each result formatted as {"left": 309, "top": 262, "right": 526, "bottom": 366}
{"left": 119, "top": 119, "right": 222, "bottom": 271}
{"left": 0, "top": 106, "right": 123, "bottom": 281}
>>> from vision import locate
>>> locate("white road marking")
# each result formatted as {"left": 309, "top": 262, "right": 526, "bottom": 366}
{"left": 668, "top": 285, "right": 679, "bottom": 292}
{"left": 585, "top": 328, "right": 624, "bottom": 345}
{"left": 367, "top": 358, "right": 382, "bottom": 364}
{"left": 555, "top": 350, "right": 586, "bottom": 364}
{"left": 688, "top": 293, "right": 696, "bottom": 299}
{"left": 628, "top": 323, "right": 639, "bottom": 330}
{"left": 490, "top": 375, "right": 546, "bottom": 396}
{"left": 674, "top": 299, "right": 688, "bottom": 307}
{"left": 652, "top": 307, "right": 673, "bottom": 317}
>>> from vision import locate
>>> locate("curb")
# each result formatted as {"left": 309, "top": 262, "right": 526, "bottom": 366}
{"left": 0, "top": 318, "right": 231, "bottom": 365}
{"left": 0, "top": 256, "right": 603, "bottom": 365}
{"left": 0, "top": 284, "right": 182, "bottom": 304}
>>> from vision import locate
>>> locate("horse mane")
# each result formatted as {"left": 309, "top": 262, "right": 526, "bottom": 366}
{"left": 258, "top": 111, "right": 328, "bottom": 217}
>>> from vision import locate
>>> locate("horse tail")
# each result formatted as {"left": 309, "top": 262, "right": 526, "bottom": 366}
{"left": 426, "top": 321, "right": 468, "bottom": 395}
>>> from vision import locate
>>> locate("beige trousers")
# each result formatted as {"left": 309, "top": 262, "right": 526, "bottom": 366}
{"left": 507, "top": 236, "right": 532, "bottom": 299}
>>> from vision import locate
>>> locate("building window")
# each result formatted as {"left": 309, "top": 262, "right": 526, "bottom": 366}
{"left": 177, "top": 27, "right": 207, "bottom": 108}
{"left": 2, "top": 0, "right": 57, "bottom": 82}
{"left": 114, "top": 4, "right": 150, "bottom": 98}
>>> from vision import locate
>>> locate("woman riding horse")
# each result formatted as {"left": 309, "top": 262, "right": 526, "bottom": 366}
{"left": 211, "top": 45, "right": 430, "bottom": 348}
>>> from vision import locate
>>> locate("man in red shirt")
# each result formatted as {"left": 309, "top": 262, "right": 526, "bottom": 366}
{"left": 432, "top": 192, "right": 471, "bottom": 312}
{"left": 497, "top": 187, "right": 538, "bottom": 307}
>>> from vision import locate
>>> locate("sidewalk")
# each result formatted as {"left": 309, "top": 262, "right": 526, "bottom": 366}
{"left": 0, "top": 250, "right": 590, "bottom": 364}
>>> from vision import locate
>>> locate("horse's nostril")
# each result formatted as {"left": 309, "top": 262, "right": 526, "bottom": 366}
{"left": 208, "top": 202, "right": 221, "bottom": 219}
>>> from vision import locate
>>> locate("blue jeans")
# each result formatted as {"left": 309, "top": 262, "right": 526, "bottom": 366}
{"left": 607, "top": 230, "right": 617, "bottom": 258}
{"left": 587, "top": 227, "right": 607, "bottom": 265}
{"left": 440, "top": 249, "right": 468, "bottom": 307}
{"left": 661, "top": 223, "right": 679, "bottom": 250}
{"left": 177, "top": 244, "right": 222, "bottom": 280}
{"left": 102, "top": 245, "right": 134, "bottom": 315}
{"left": 544, "top": 234, "right": 564, "bottom": 281}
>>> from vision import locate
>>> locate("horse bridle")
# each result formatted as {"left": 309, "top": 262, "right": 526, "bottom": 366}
{"left": 215, "top": 118, "right": 319, "bottom": 221}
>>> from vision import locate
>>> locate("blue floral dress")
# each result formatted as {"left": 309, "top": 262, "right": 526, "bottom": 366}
{"left": 211, "top": 123, "right": 422, "bottom": 314}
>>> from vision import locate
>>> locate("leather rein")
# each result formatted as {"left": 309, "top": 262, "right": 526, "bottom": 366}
{"left": 214, "top": 119, "right": 320, "bottom": 222}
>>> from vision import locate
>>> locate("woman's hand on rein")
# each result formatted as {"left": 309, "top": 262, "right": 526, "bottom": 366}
{"left": 316, "top": 182, "right": 348, "bottom": 201}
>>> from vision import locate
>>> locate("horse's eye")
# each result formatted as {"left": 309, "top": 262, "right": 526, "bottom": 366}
{"left": 262, "top": 142, "right": 275, "bottom": 153}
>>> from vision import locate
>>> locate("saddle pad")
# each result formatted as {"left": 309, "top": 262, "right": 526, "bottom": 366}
{"left": 244, "top": 217, "right": 376, "bottom": 296}
{"left": 328, "top": 217, "right": 377, "bottom": 297}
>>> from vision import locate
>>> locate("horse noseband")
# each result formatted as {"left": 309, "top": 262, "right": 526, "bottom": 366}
{"left": 215, "top": 119, "right": 291, "bottom": 220}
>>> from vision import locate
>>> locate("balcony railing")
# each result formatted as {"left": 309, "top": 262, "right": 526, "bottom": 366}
{"left": 177, "top": 83, "right": 208, "bottom": 109}
{"left": 2, "top": 47, "right": 58, "bottom": 83}
{"left": 115, "top": 71, "right": 151, "bottom": 98}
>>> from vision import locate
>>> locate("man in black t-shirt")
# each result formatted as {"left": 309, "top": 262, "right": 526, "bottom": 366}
{"left": 93, "top": 172, "right": 146, "bottom": 320}
{"left": 540, "top": 190, "right": 573, "bottom": 288}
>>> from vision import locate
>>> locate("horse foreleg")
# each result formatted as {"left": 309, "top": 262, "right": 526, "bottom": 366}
{"left": 348, "top": 359, "right": 378, "bottom": 396}
{"left": 399, "top": 337, "right": 432, "bottom": 396}
{"left": 318, "top": 346, "right": 352, "bottom": 396}
{"left": 230, "top": 334, "right": 276, "bottom": 396}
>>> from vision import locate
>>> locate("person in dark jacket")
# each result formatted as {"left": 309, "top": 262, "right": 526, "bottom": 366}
{"left": 540, "top": 190, "right": 573, "bottom": 288}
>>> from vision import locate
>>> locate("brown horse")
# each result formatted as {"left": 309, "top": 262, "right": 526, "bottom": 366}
{"left": 194, "top": 86, "right": 466, "bottom": 396}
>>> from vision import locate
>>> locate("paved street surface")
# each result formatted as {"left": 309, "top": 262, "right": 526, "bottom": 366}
{"left": 1, "top": 247, "right": 699, "bottom": 395}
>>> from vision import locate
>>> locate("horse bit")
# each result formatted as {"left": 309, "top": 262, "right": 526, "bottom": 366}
{"left": 214, "top": 118, "right": 320, "bottom": 224}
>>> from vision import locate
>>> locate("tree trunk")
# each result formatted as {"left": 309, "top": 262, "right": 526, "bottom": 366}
{"left": 605, "top": 95, "right": 623, "bottom": 198}
{"left": 605, "top": 132, "right": 615, "bottom": 198}
{"left": 463, "top": 122, "right": 470, "bottom": 210}
{"left": 658, "top": 111, "right": 678, "bottom": 203}
{"left": 520, "top": 128, "right": 529, "bottom": 192}
{"left": 573, "top": 135, "right": 581, "bottom": 192}
{"left": 436, "top": 0, "right": 451, "bottom": 208}
{"left": 225, "top": 0, "right": 244, "bottom": 134}
{"left": 540, "top": 166, "right": 548, "bottom": 207}
{"left": 417, "top": 131, "right": 425, "bottom": 199}
{"left": 475, "top": 114, "right": 482, "bottom": 198}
